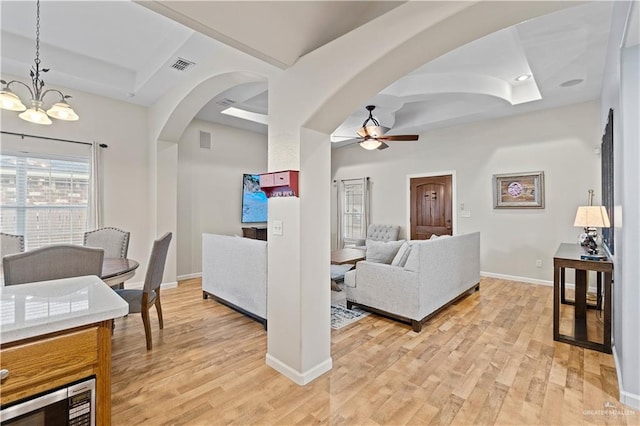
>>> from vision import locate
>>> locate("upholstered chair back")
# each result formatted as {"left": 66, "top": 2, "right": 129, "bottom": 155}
{"left": 1, "top": 232, "right": 25, "bottom": 256}
{"left": 84, "top": 227, "right": 130, "bottom": 258}
{"left": 3, "top": 245, "right": 104, "bottom": 285}
{"left": 366, "top": 224, "right": 400, "bottom": 242}
{"left": 143, "top": 232, "right": 172, "bottom": 294}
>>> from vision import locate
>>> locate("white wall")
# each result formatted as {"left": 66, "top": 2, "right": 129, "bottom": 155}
{"left": 0, "top": 79, "right": 153, "bottom": 283}
{"left": 617, "top": 43, "right": 640, "bottom": 409}
{"left": 332, "top": 101, "right": 601, "bottom": 284}
{"left": 176, "top": 119, "right": 267, "bottom": 277}
{"left": 600, "top": 0, "right": 640, "bottom": 410}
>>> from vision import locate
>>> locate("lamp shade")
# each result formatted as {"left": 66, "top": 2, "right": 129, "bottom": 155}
{"left": 357, "top": 125, "right": 389, "bottom": 138}
{"left": 0, "top": 90, "right": 27, "bottom": 111}
{"left": 47, "top": 102, "right": 79, "bottom": 121}
{"left": 574, "top": 206, "right": 610, "bottom": 228}
{"left": 19, "top": 107, "right": 52, "bottom": 125}
{"left": 359, "top": 139, "right": 382, "bottom": 150}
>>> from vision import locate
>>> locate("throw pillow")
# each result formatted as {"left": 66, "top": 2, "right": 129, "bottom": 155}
{"left": 391, "top": 241, "right": 411, "bottom": 267}
{"left": 366, "top": 239, "right": 405, "bottom": 264}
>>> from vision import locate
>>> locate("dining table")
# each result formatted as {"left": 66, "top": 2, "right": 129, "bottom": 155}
{"left": 100, "top": 258, "right": 140, "bottom": 287}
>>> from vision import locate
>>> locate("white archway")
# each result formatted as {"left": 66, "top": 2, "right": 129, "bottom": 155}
{"left": 147, "top": 70, "right": 268, "bottom": 285}
{"left": 143, "top": 0, "right": 580, "bottom": 385}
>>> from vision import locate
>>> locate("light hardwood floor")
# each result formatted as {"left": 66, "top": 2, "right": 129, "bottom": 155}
{"left": 111, "top": 277, "right": 639, "bottom": 425}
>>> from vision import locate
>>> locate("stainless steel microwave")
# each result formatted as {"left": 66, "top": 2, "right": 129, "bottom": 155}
{"left": 0, "top": 376, "right": 95, "bottom": 426}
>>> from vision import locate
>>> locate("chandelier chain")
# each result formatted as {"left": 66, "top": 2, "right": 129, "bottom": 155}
{"left": 35, "top": 0, "right": 41, "bottom": 66}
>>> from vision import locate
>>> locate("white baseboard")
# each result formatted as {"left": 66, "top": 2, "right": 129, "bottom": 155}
{"left": 177, "top": 272, "right": 201, "bottom": 281}
{"left": 125, "top": 281, "right": 177, "bottom": 290}
{"left": 612, "top": 345, "right": 640, "bottom": 410}
{"left": 265, "top": 353, "right": 332, "bottom": 386}
{"left": 480, "top": 272, "right": 604, "bottom": 292}
{"left": 480, "top": 271, "right": 553, "bottom": 286}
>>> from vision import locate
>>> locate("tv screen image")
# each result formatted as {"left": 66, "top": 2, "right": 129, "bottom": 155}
{"left": 242, "top": 174, "right": 268, "bottom": 223}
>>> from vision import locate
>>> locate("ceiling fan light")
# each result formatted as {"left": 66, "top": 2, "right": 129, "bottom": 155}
{"left": 0, "top": 90, "right": 27, "bottom": 111}
{"left": 359, "top": 139, "right": 382, "bottom": 150}
{"left": 357, "top": 125, "right": 389, "bottom": 138}
{"left": 47, "top": 102, "right": 79, "bottom": 121}
{"left": 19, "top": 102, "right": 52, "bottom": 125}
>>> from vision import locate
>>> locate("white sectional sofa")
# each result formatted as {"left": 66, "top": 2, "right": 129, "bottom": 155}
{"left": 202, "top": 233, "right": 267, "bottom": 327}
{"left": 344, "top": 232, "right": 480, "bottom": 332}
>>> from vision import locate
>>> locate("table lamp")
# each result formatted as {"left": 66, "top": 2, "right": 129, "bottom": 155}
{"left": 574, "top": 205, "right": 610, "bottom": 254}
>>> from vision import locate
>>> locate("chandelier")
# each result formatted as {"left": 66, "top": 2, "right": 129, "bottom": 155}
{"left": 0, "top": 0, "right": 79, "bottom": 125}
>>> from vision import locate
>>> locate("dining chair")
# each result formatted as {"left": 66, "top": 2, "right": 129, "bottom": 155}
{"left": 84, "top": 227, "right": 130, "bottom": 258}
{"left": 84, "top": 227, "right": 130, "bottom": 288}
{"left": 114, "top": 232, "right": 172, "bottom": 350}
{"left": 1, "top": 232, "right": 25, "bottom": 256}
{"left": 2, "top": 245, "right": 104, "bottom": 286}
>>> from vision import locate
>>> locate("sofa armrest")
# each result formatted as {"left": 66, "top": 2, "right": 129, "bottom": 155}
{"left": 344, "top": 261, "right": 419, "bottom": 317}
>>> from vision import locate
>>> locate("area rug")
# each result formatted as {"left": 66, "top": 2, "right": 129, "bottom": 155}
{"left": 331, "top": 302, "right": 370, "bottom": 330}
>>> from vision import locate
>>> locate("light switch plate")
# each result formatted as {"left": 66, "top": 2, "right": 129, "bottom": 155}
{"left": 272, "top": 220, "right": 283, "bottom": 235}
{"left": 461, "top": 210, "right": 471, "bottom": 218}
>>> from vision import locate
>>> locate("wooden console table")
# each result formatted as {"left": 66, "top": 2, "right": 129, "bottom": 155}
{"left": 553, "top": 243, "right": 612, "bottom": 353}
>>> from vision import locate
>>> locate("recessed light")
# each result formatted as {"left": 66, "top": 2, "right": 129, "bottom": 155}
{"left": 560, "top": 79, "right": 584, "bottom": 87}
{"left": 515, "top": 74, "right": 531, "bottom": 82}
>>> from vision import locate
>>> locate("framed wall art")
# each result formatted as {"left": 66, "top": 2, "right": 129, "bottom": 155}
{"left": 493, "top": 171, "right": 545, "bottom": 209}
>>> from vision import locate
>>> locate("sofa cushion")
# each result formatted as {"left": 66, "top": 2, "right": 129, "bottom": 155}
{"left": 366, "top": 239, "right": 405, "bottom": 264}
{"left": 391, "top": 241, "right": 412, "bottom": 267}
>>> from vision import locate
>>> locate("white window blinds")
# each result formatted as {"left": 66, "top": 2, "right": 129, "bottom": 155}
{"left": 337, "top": 177, "right": 370, "bottom": 248}
{"left": 1, "top": 134, "right": 92, "bottom": 251}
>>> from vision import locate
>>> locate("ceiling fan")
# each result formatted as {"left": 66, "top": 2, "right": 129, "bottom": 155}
{"left": 348, "top": 105, "right": 419, "bottom": 150}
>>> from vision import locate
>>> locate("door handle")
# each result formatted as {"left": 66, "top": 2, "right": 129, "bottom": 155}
{"left": 0, "top": 369, "right": 9, "bottom": 382}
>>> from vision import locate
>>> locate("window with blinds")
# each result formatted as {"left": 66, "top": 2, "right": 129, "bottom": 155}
{"left": 0, "top": 153, "right": 90, "bottom": 250}
{"left": 340, "top": 178, "right": 369, "bottom": 247}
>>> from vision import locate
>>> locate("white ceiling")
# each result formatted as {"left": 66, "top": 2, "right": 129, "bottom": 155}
{"left": 0, "top": 1, "right": 622, "bottom": 146}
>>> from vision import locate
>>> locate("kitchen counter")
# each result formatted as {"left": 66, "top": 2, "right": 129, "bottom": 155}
{"left": 0, "top": 275, "right": 129, "bottom": 344}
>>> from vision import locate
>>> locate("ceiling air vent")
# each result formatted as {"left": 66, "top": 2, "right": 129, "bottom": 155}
{"left": 216, "top": 98, "right": 236, "bottom": 107}
{"left": 170, "top": 57, "right": 195, "bottom": 72}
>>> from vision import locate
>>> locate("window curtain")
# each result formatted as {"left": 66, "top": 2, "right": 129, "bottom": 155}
{"left": 337, "top": 177, "right": 370, "bottom": 249}
{"left": 88, "top": 141, "right": 103, "bottom": 230}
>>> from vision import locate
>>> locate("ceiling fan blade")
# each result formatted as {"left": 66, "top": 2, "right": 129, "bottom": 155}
{"left": 377, "top": 142, "right": 390, "bottom": 150}
{"left": 357, "top": 125, "right": 390, "bottom": 138}
{"left": 378, "top": 134, "right": 419, "bottom": 141}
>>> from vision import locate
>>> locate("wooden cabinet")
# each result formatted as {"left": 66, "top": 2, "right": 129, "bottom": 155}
{"left": 242, "top": 226, "right": 267, "bottom": 241}
{"left": 259, "top": 170, "right": 299, "bottom": 197}
{"left": 0, "top": 320, "right": 113, "bottom": 425}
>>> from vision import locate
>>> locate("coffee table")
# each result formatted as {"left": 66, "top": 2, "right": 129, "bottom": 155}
{"left": 330, "top": 248, "right": 366, "bottom": 292}
{"left": 331, "top": 248, "right": 366, "bottom": 265}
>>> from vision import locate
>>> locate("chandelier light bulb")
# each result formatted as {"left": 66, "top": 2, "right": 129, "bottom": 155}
{"left": 0, "top": 90, "right": 27, "bottom": 111}
{"left": 19, "top": 101, "right": 52, "bottom": 125}
{"left": 47, "top": 102, "right": 79, "bottom": 121}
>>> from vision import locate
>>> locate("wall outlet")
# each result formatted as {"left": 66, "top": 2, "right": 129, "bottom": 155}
{"left": 536, "top": 259, "right": 542, "bottom": 268}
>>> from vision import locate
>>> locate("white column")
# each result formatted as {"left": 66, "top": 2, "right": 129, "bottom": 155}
{"left": 265, "top": 126, "right": 332, "bottom": 384}
{"left": 156, "top": 140, "right": 178, "bottom": 286}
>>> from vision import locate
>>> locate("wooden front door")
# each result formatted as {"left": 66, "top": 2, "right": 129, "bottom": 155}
{"left": 410, "top": 175, "right": 453, "bottom": 239}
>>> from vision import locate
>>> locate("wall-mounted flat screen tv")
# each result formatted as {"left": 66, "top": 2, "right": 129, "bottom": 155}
{"left": 242, "top": 174, "right": 268, "bottom": 223}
